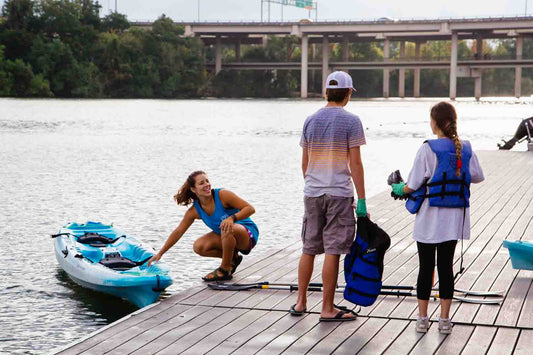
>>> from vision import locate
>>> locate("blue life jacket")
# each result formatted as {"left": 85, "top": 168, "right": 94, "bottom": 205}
{"left": 406, "top": 139, "right": 472, "bottom": 214}
{"left": 344, "top": 217, "right": 390, "bottom": 307}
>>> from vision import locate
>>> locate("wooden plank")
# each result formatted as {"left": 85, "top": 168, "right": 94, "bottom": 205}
{"left": 486, "top": 328, "right": 520, "bottom": 355}
{"left": 230, "top": 313, "right": 312, "bottom": 355}
{"left": 514, "top": 329, "right": 533, "bottom": 354}
{"left": 101, "top": 305, "right": 211, "bottom": 355}
{"left": 58, "top": 302, "right": 191, "bottom": 355}
{"left": 152, "top": 308, "right": 249, "bottom": 355}
{"left": 128, "top": 307, "right": 235, "bottom": 355}
{"left": 332, "top": 317, "right": 388, "bottom": 354}
{"left": 434, "top": 324, "right": 475, "bottom": 354}
{"left": 382, "top": 320, "right": 424, "bottom": 354}
{"left": 180, "top": 310, "right": 269, "bottom": 354}
{"left": 461, "top": 326, "right": 497, "bottom": 355}
{"left": 255, "top": 313, "right": 322, "bottom": 354}
{"left": 494, "top": 270, "right": 533, "bottom": 327}
{"left": 306, "top": 318, "right": 370, "bottom": 354}
{"left": 409, "top": 321, "right": 447, "bottom": 355}
{"left": 280, "top": 319, "right": 341, "bottom": 355}
{"left": 357, "top": 319, "right": 410, "bottom": 355}
{"left": 204, "top": 311, "right": 286, "bottom": 355}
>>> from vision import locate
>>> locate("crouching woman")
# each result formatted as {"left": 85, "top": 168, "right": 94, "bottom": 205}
{"left": 148, "top": 170, "right": 259, "bottom": 281}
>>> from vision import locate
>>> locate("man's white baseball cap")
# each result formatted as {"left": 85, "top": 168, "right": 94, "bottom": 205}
{"left": 325, "top": 71, "right": 357, "bottom": 91}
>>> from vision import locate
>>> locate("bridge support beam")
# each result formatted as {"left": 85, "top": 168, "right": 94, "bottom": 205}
{"left": 301, "top": 34, "right": 308, "bottom": 98}
{"left": 322, "top": 35, "right": 329, "bottom": 96}
{"left": 399, "top": 41, "right": 406, "bottom": 98}
{"left": 342, "top": 35, "right": 349, "bottom": 67}
{"left": 473, "top": 36, "right": 483, "bottom": 101}
{"left": 383, "top": 38, "right": 390, "bottom": 98}
{"left": 515, "top": 36, "right": 523, "bottom": 98}
{"left": 235, "top": 39, "right": 241, "bottom": 62}
{"left": 215, "top": 36, "right": 222, "bottom": 74}
{"left": 449, "top": 33, "right": 458, "bottom": 100}
{"left": 414, "top": 41, "right": 421, "bottom": 97}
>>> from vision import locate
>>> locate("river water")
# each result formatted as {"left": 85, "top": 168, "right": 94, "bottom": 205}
{"left": 0, "top": 97, "right": 531, "bottom": 353}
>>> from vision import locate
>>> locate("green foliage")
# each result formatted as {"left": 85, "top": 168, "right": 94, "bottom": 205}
{"left": 0, "top": 1, "right": 532, "bottom": 98}
{"left": 102, "top": 12, "right": 129, "bottom": 33}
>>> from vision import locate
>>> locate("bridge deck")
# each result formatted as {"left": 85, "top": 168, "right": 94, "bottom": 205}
{"left": 55, "top": 150, "right": 533, "bottom": 354}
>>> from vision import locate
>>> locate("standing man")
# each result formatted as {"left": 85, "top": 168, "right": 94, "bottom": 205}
{"left": 291, "top": 71, "right": 366, "bottom": 321}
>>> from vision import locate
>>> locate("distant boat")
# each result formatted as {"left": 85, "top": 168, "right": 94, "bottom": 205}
{"left": 53, "top": 221, "right": 172, "bottom": 308}
{"left": 502, "top": 240, "right": 533, "bottom": 271}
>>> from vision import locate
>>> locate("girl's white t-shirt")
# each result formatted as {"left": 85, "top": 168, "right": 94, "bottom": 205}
{"left": 406, "top": 141, "right": 485, "bottom": 244}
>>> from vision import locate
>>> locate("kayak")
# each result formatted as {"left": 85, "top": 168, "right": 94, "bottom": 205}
{"left": 503, "top": 240, "right": 533, "bottom": 271}
{"left": 53, "top": 221, "right": 172, "bottom": 308}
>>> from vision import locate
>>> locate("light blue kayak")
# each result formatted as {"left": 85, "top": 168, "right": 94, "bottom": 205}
{"left": 53, "top": 221, "right": 172, "bottom": 308}
{"left": 503, "top": 240, "right": 533, "bottom": 271}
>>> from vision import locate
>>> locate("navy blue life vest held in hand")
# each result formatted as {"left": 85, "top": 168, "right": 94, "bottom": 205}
{"left": 344, "top": 217, "right": 390, "bottom": 307}
{"left": 406, "top": 139, "right": 472, "bottom": 214}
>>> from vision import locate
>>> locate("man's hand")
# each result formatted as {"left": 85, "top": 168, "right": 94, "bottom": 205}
{"left": 147, "top": 253, "right": 162, "bottom": 267}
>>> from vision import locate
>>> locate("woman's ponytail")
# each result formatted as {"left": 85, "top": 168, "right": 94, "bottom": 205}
{"left": 174, "top": 170, "right": 206, "bottom": 206}
{"left": 431, "top": 102, "right": 462, "bottom": 177}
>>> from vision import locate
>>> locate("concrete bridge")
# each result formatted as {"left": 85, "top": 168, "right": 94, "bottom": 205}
{"left": 134, "top": 17, "right": 533, "bottom": 99}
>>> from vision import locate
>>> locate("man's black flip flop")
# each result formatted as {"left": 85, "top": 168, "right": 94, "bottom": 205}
{"left": 319, "top": 310, "right": 356, "bottom": 322}
{"left": 289, "top": 304, "right": 306, "bottom": 316}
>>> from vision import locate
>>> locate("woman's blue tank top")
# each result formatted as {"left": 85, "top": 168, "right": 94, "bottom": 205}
{"left": 193, "top": 188, "right": 259, "bottom": 241}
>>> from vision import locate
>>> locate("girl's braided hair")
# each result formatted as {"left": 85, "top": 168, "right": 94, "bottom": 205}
{"left": 430, "top": 102, "right": 462, "bottom": 177}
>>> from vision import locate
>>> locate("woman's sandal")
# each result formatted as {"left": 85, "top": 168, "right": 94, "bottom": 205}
{"left": 202, "top": 267, "right": 233, "bottom": 282}
{"left": 231, "top": 253, "right": 243, "bottom": 274}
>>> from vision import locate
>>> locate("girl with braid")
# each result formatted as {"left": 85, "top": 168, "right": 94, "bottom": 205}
{"left": 391, "top": 102, "right": 484, "bottom": 334}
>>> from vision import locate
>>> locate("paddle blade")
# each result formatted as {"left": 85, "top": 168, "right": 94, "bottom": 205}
{"left": 207, "top": 283, "right": 260, "bottom": 291}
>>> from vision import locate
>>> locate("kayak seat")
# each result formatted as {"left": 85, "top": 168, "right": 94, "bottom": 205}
{"left": 99, "top": 253, "right": 138, "bottom": 271}
{"left": 77, "top": 233, "right": 120, "bottom": 247}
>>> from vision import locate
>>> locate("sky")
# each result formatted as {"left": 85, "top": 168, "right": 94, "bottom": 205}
{"left": 0, "top": 0, "right": 531, "bottom": 22}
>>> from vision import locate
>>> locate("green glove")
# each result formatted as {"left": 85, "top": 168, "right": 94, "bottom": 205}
{"left": 392, "top": 182, "right": 406, "bottom": 196}
{"left": 356, "top": 198, "right": 367, "bottom": 217}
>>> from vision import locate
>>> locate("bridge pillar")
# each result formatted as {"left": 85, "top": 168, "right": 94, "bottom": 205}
{"left": 474, "top": 76, "right": 482, "bottom": 101}
{"left": 449, "top": 33, "right": 458, "bottom": 100}
{"left": 342, "top": 35, "right": 349, "bottom": 65}
{"left": 322, "top": 35, "right": 330, "bottom": 96}
{"left": 399, "top": 41, "right": 406, "bottom": 98}
{"left": 515, "top": 36, "right": 523, "bottom": 98}
{"left": 235, "top": 39, "right": 241, "bottom": 63}
{"left": 383, "top": 38, "right": 390, "bottom": 98}
{"left": 215, "top": 36, "right": 222, "bottom": 74}
{"left": 301, "top": 34, "right": 308, "bottom": 98}
{"left": 414, "top": 41, "right": 421, "bottom": 97}
{"left": 476, "top": 36, "right": 483, "bottom": 58}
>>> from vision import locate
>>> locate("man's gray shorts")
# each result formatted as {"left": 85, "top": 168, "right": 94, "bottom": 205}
{"left": 301, "top": 194, "right": 356, "bottom": 255}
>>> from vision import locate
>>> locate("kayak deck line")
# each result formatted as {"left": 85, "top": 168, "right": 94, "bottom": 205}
{"left": 53, "top": 151, "right": 533, "bottom": 355}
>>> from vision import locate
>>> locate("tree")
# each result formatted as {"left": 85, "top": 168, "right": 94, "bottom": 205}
{"left": 1, "top": 0, "right": 34, "bottom": 30}
{"left": 102, "top": 12, "right": 129, "bottom": 33}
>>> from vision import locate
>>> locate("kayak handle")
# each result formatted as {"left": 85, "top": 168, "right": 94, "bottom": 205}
{"left": 51, "top": 232, "right": 72, "bottom": 238}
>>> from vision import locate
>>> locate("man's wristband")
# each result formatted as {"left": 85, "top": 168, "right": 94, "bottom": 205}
{"left": 231, "top": 214, "right": 237, "bottom": 222}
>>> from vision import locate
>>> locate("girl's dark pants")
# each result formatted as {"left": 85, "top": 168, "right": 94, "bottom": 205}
{"left": 416, "top": 240, "right": 457, "bottom": 300}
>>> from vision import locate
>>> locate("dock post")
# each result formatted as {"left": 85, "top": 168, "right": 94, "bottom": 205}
{"left": 383, "top": 38, "right": 390, "bottom": 98}
{"left": 515, "top": 36, "right": 523, "bottom": 98}
{"left": 399, "top": 41, "right": 406, "bottom": 98}
{"left": 342, "top": 35, "right": 349, "bottom": 70}
{"left": 322, "top": 35, "right": 329, "bottom": 96}
{"left": 414, "top": 41, "right": 421, "bottom": 97}
{"left": 301, "top": 34, "right": 308, "bottom": 98}
{"left": 449, "top": 32, "right": 458, "bottom": 100}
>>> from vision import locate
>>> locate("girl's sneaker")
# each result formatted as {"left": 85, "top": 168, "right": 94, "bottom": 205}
{"left": 438, "top": 318, "right": 453, "bottom": 334}
{"left": 415, "top": 316, "right": 429, "bottom": 333}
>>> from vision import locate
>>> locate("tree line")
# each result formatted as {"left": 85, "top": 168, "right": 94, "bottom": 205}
{"left": 1, "top": 0, "right": 532, "bottom": 98}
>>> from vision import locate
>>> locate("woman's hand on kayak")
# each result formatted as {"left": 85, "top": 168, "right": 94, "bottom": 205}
{"left": 147, "top": 253, "right": 162, "bottom": 267}
{"left": 220, "top": 217, "right": 234, "bottom": 234}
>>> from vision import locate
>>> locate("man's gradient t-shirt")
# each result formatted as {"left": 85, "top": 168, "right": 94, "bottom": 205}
{"left": 300, "top": 107, "right": 366, "bottom": 197}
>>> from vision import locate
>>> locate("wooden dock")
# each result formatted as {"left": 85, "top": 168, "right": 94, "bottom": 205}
{"left": 54, "top": 151, "right": 533, "bottom": 354}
